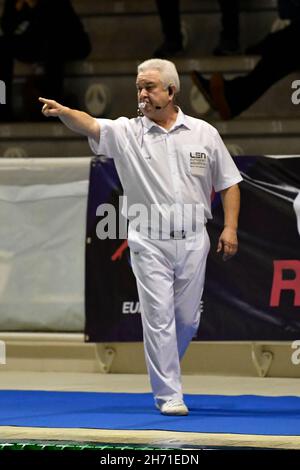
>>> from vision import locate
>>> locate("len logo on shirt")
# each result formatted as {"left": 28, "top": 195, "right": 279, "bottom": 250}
{"left": 189, "top": 152, "right": 207, "bottom": 176}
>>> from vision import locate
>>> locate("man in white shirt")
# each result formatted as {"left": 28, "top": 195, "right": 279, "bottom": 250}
{"left": 39, "top": 59, "right": 242, "bottom": 416}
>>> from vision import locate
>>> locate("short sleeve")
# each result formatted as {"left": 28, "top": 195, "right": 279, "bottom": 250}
{"left": 211, "top": 129, "right": 243, "bottom": 192}
{"left": 88, "top": 117, "right": 129, "bottom": 159}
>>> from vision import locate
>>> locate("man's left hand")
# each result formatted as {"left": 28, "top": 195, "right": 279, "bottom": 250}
{"left": 217, "top": 227, "right": 238, "bottom": 261}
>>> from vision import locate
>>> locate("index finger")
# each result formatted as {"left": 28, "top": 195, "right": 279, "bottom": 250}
{"left": 38, "top": 97, "right": 54, "bottom": 105}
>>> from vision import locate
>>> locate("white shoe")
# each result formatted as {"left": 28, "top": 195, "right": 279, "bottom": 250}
{"left": 158, "top": 399, "right": 189, "bottom": 416}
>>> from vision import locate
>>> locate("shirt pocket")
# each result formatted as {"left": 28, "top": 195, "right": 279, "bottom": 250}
{"left": 182, "top": 145, "right": 209, "bottom": 177}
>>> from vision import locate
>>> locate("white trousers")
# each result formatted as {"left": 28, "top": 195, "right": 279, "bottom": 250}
{"left": 128, "top": 228, "right": 210, "bottom": 405}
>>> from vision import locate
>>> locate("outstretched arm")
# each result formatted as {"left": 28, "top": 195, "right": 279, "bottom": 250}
{"left": 39, "top": 97, "right": 100, "bottom": 142}
{"left": 217, "top": 183, "right": 240, "bottom": 261}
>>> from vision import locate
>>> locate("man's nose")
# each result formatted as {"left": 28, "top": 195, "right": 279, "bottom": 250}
{"left": 139, "top": 88, "right": 148, "bottom": 99}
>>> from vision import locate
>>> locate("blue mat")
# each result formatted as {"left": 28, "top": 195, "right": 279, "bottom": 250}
{"left": 1, "top": 390, "right": 300, "bottom": 436}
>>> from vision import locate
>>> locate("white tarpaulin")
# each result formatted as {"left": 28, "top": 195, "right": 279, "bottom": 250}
{"left": 0, "top": 158, "right": 90, "bottom": 331}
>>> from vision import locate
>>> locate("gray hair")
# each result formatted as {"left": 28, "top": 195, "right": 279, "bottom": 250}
{"left": 137, "top": 59, "right": 180, "bottom": 93}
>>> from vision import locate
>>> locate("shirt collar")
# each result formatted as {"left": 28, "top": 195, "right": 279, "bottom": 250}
{"left": 141, "top": 107, "right": 191, "bottom": 134}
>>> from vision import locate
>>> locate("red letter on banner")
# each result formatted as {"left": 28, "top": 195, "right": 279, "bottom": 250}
{"left": 270, "top": 260, "right": 300, "bottom": 307}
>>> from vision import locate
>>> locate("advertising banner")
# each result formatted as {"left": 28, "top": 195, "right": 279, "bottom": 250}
{"left": 85, "top": 156, "right": 300, "bottom": 341}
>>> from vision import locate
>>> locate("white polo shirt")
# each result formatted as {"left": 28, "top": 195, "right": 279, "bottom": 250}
{"left": 88, "top": 108, "right": 242, "bottom": 234}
